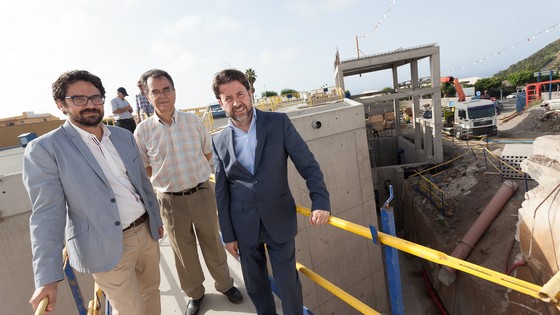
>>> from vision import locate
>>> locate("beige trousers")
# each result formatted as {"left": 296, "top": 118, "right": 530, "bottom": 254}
{"left": 92, "top": 220, "right": 161, "bottom": 315}
{"left": 157, "top": 181, "right": 233, "bottom": 300}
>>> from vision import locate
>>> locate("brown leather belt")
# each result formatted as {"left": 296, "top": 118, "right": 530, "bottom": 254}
{"left": 123, "top": 212, "right": 148, "bottom": 231}
{"left": 164, "top": 183, "right": 204, "bottom": 196}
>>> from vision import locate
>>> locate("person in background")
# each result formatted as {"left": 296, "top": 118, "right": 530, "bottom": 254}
{"left": 23, "top": 70, "right": 164, "bottom": 315}
{"left": 134, "top": 69, "right": 243, "bottom": 315}
{"left": 111, "top": 87, "right": 136, "bottom": 133}
{"left": 211, "top": 68, "right": 331, "bottom": 315}
{"left": 135, "top": 80, "right": 154, "bottom": 122}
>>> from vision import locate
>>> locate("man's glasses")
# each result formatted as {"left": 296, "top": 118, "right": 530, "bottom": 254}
{"left": 148, "top": 88, "right": 174, "bottom": 98}
{"left": 64, "top": 95, "right": 105, "bottom": 106}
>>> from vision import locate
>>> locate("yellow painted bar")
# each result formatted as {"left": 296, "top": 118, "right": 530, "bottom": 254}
{"left": 296, "top": 206, "right": 558, "bottom": 301}
{"left": 296, "top": 262, "right": 381, "bottom": 315}
{"left": 34, "top": 297, "right": 48, "bottom": 315}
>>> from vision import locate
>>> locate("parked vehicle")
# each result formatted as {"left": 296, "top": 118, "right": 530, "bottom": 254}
{"left": 438, "top": 77, "right": 498, "bottom": 139}
{"left": 445, "top": 99, "right": 498, "bottom": 140}
{"left": 208, "top": 104, "right": 226, "bottom": 118}
{"left": 505, "top": 93, "right": 517, "bottom": 99}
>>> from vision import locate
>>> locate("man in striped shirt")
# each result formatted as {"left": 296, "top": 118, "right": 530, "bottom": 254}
{"left": 134, "top": 69, "right": 243, "bottom": 315}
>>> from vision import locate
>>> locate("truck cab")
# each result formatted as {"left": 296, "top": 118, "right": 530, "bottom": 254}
{"left": 452, "top": 99, "right": 497, "bottom": 140}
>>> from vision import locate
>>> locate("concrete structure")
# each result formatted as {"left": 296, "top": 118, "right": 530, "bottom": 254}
{"left": 284, "top": 99, "right": 389, "bottom": 314}
{"left": 0, "top": 112, "right": 64, "bottom": 148}
{"left": 334, "top": 43, "right": 443, "bottom": 165}
{"left": 0, "top": 111, "right": 61, "bottom": 127}
{"left": 334, "top": 44, "right": 444, "bottom": 233}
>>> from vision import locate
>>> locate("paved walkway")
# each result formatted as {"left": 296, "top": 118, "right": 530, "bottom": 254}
{"left": 159, "top": 234, "right": 283, "bottom": 315}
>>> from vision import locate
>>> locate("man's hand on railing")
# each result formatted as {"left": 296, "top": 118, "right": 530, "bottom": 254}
{"left": 34, "top": 297, "right": 48, "bottom": 315}
{"left": 31, "top": 282, "right": 58, "bottom": 313}
{"left": 309, "top": 209, "right": 330, "bottom": 225}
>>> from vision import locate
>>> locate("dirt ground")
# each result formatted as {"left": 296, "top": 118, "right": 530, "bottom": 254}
{"left": 400, "top": 101, "right": 560, "bottom": 314}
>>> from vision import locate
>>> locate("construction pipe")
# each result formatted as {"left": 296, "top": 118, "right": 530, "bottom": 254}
{"left": 439, "top": 180, "right": 519, "bottom": 285}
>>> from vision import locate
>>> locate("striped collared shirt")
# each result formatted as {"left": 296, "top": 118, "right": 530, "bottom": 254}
{"left": 134, "top": 109, "right": 211, "bottom": 193}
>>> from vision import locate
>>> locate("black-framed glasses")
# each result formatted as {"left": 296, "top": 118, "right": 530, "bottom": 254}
{"left": 148, "top": 88, "right": 174, "bottom": 98}
{"left": 64, "top": 95, "right": 105, "bottom": 106}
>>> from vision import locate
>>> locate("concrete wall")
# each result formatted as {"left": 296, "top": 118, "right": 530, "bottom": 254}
{"left": 288, "top": 99, "right": 390, "bottom": 314}
{"left": 0, "top": 173, "right": 95, "bottom": 314}
{"left": 519, "top": 135, "right": 560, "bottom": 281}
{"left": 369, "top": 136, "right": 399, "bottom": 167}
{"left": 0, "top": 120, "right": 64, "bottom": 148}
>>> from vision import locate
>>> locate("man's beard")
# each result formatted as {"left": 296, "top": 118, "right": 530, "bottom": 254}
{"left": 231, "top": 105, "right": 253, "bottom": 124}
{"left": 70, "top": 109, "right": 104, "bottom": 127}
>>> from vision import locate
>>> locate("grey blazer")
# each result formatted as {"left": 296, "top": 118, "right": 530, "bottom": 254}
{"left": 22, "top": 121, "right": 162, "bottom": 288}
{"left": 212, "top": 110, "right": 330, "bottom": 246}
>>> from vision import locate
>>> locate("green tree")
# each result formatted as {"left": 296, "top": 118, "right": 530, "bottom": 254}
{"left": 245, "top": 68, "right": 257, "bottom": 98}
{"left": 261, "top": 91, "right": 278, "bottom": 98}
{"left": 507, "top": 70, "right": 536, "bottom": 86}
{"left": 280, "top": 88, "right": 299, "bottom": 98}
{"left": 440, "top": 82, "right": 456, "bottom": 97}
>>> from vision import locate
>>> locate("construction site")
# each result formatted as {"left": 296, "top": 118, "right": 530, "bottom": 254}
{"left": 334, "top": 44, "right": 560, "bottom": 314}
{"left": 2, "top": 43, "right": 560, "bottom": 315}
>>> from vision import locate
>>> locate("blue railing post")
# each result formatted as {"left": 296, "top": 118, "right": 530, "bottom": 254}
{"left": 63, "top": 258, "right": 88, "bottom": 315}
{"left": 104, "top": 291, "right": 112, "bottom": 315}
{"left": 371, "top": 185, "right": 404, "bottom": 315}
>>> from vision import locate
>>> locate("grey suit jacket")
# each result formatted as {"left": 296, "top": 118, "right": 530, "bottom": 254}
{"left": 212, "top": 110, "right": 330, "bottom": 246}
{"left": 22, "top": 121, "right": 163, "bottom": 288}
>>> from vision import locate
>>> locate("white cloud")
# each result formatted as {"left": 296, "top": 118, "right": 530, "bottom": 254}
{"left": 260, "top": 47, "right": 299, "bottom": 64}
{"left": 286, "top": 0, "right": 356, "bottom": 15}
{"left": 165, "top": 16, "right": 202, "bottom": 36}
{"left": 206, "top": 16, "right": 242, "bottom": 33}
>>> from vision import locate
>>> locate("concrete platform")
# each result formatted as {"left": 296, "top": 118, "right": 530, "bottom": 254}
{"left": 159, "top": 233, "right": 283, "bottom": 315}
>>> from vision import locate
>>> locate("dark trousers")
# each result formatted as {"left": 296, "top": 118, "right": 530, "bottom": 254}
{"left": 115, "top": 118, "right": 136, "bottom": 133}
{"left": 238, "top": 222, "right": 302, "bottom": 315}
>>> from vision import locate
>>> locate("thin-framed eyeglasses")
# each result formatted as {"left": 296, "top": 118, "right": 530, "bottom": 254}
{"left": 149, "top": 88, "right": 174, "bottom": 98}
{"left": 64, "top": 95, "right": 105, "bottom": 106}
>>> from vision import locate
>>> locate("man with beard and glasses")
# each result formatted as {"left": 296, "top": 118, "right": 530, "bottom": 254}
{"left": 211, "top": 69, "right": 331, "bottom": 315}
{"left": 134, "top": 69, "right": 243, "bottom": 315}
{"left": 22, "top": 70, "right": 164, "bottom": 315}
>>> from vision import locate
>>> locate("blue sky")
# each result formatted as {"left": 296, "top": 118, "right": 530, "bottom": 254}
{"left": 1, "top": 0, "right": 559, "bottom": 119}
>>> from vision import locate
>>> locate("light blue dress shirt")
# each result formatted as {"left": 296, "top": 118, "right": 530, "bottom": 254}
{"left": 229, "top": 108, "right": 257, "bottom": 174}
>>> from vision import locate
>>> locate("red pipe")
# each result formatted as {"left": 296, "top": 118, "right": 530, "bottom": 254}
{"left": 439, "top": 180, "right": 519, "bottom": 285}
{"left": 423, "top": 268, "right": 449, "bottom": 315}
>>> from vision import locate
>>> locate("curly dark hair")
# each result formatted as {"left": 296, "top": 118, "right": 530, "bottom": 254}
{"left": 139, "top": 69, "right": 175, "bottom": 92}
{"left": 212, "top": 69, "right": 251, "bottom": 99}
{"left": 52, "top": 70, "right": 105, "bottom": 103}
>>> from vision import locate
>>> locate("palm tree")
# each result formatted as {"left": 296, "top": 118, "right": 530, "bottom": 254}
{"left": 245, "top": 68, "right": 257, "bottom": 100}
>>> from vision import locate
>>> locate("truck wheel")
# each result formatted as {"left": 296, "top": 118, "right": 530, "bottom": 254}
{"left": 455, "top": 129, "right": 463, "bottom": 140}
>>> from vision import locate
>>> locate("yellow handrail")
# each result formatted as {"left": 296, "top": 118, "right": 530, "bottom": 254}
{"left": 296, "top": 262, "right": 381, "bottom": 315}
{"left": 295, "top": 206, "right": 557, "bottom": 301}
{"left": 34, "top": 298, "right": 48, "bottom": 315}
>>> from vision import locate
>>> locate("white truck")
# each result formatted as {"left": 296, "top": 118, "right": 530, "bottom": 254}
{"left": 444, "top": 99, "right": 498, "bottom": 140}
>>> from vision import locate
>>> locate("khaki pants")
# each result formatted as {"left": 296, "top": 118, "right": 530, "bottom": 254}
{"left": 157, "top": 181, "right": 233, "bottom": 300}
{"left": 92, "top": 220, "right": 161, "bottom": 315}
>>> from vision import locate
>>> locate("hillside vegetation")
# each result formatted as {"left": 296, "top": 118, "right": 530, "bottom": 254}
{"left": 496, "top": 38, "right": 560, "bottom": 77}
{"left": 473, "top": 39, "right": 560, "bottom": 97}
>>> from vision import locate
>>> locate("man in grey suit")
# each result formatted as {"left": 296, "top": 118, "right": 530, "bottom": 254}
{"left": 22, "top": 70, "right": 164, "bottom": 315}
{"left": 211, "top": 69, "right": 331, "bottom": 315}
